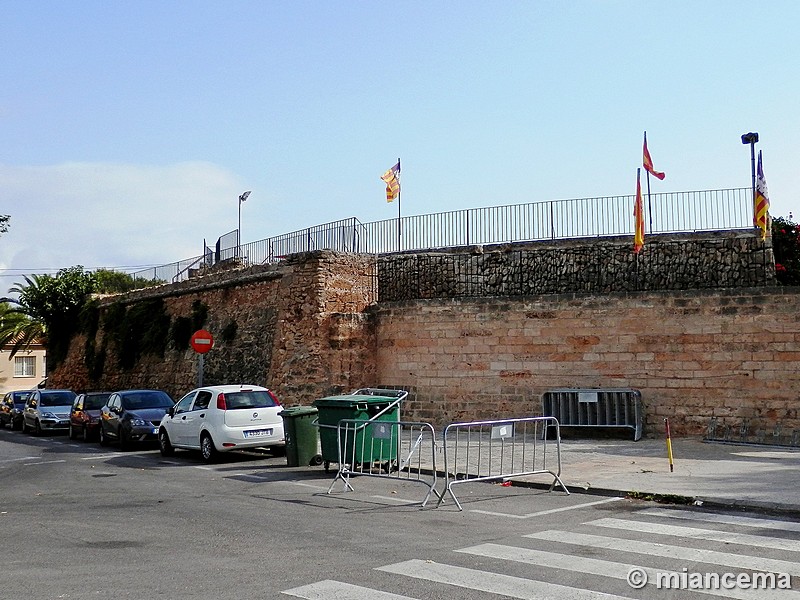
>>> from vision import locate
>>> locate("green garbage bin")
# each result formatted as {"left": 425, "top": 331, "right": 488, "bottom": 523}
{"left": 278, "top": 406, "right": 323, "bottom": 467}
{"left": 313, "top": 393, "right": 402, "bottom": 470}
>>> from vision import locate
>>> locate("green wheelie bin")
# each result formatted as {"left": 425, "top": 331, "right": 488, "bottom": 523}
{"left": 312, "top": 391, "right": 403, "bottom": 472}
{"left": 278, "top": 406, "right": 323, "bottom": 467}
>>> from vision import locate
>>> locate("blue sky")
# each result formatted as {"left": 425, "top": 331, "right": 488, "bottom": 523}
{"left": 1, "top": 1, "right": 797, "bottom": 282}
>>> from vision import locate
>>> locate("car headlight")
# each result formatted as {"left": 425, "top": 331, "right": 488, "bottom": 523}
{"left": 130, "top": 418, "right": 148, "bottom": 426}
{"left": 41, "top": 412, "right": 57, "bottom": 419}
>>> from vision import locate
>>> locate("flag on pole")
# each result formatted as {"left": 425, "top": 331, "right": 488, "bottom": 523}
{"left": 643, "top": 132, "right": 665, "bottom": 180}
{"left": 634, "top": 168, "right": 645, "bottom": 253}
{"left": 754, "top": 150, "right": 770, "bottom": 240}
{"left": 381, "top": 161, "right": 401, "bottom": 202}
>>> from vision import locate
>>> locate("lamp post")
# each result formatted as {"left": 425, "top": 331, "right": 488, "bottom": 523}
{"left": 238, "top": 191, "right": 251, "bottom": 257}
{"left": 741, "top": 132, "right": 759, "bottom": 207}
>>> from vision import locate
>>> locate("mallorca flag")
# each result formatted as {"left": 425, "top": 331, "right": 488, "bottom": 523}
{"left": 643, "top": 132, "right": 665, "bottom": 180}
{"left": 754, "top": 150, "right": 770, "bottom": 240}
{"left": 634, "top": 168, "right": 645, "bottom": 253}
{"left": 381, "top": 161, "right": 401, "bottom": 202}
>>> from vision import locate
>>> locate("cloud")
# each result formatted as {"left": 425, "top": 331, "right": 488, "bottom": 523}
{"left": 0, "top": 161, "right": 244, "bottom": 281}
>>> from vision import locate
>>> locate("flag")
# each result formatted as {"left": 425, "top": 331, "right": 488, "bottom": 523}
{"left": 643, "top": 132, "right": 665, "bottom": 180}
{"left": 754, "top": 150, "right": 770, "bottom": 240}
{"left": 239, "top": 191, "right": 251, "bottom": 203}
{"left": 381, "top": 161, "right": 401, "bottom": 202}
{"left": 634, "top": 168, "right": 645, "bottom": 253}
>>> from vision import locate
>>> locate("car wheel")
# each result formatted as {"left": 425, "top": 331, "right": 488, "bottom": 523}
{"left": 118, "top": 427, "right": 129, "bottom": 451}
{"left": 99, "top": 425, "right": 109, "bottom": 446}
{"left": 21, "top": 418, "right": 30, "bottom": 434}
{"left": 200, "top": 433, "right": 218, "bottom": 463}
{"left": 34, "top": 420, "right": 42, "bottom": 436}
{"left": 82, "top": 425, "right": 91, "bottom": 442}
{"left": 69, "top": 424, "right": 78, "bottom": 440}
{"left": 159, "top": 430, "right": 175, "bottom": 457}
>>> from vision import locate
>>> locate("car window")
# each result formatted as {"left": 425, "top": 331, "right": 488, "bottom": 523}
{"left": 121, "top": 391, "right": 174, "bottom": 410}
{"left": 193, "top": 391, "right": 212, "bottom": 410}
{"left": 41, "top": 391, "right": 76, "bottom": 407}
{"left": 84, "top": 394, "right": 111, "bottom": 410}
{"left": 173, "top": 395, "right": 194, "bottom": 415}
{"left": 73, "top": 396, "right": 83, "bottom": 410}
{"left": 224, "top": 391, "right": 278, "bottom": 409}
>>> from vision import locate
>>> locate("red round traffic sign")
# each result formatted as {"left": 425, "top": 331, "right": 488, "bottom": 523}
{"left": 190, "top": 329, "right": 214, "bottom": 354}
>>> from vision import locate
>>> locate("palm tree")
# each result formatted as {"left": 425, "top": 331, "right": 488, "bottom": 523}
{"left": 0, "top": 275, "right": 48, "bottom": 358}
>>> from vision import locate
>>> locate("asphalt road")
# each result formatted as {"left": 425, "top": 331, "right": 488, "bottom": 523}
{"left": 2, "top": 427, "right": 799, "bottom": 600}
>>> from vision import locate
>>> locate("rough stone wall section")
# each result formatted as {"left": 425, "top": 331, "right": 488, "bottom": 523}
{"left": 50, "top": 253, "right": 377, "bottom": 405}
{"left": 378, "top": 230, "right": 775, "bottom": 301}
{"left": 374, "top": 287, "right": 800, "bottom": 435}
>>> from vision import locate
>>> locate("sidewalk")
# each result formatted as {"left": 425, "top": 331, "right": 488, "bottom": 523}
{"left": 543, "top": 436, "right": 800, "bottom": 515}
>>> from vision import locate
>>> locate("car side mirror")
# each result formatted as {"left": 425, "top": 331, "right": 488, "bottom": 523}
{"left": 167, "top": 406, "right": 175, "bottom": 417}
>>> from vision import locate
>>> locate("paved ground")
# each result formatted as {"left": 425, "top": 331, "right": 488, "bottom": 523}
{"left": 547, "top": 436, "right": 800, "bottom": 514}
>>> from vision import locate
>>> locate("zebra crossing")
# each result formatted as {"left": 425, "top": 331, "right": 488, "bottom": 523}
{"left": 282, "top": 506, "right": 800, "bottom": 599}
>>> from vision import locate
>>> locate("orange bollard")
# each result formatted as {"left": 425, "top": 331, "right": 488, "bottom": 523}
{"left": 665, "top": 418, "right": 674, "bottom": 473}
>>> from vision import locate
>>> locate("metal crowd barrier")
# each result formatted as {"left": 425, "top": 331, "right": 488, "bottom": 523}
{"left": 327, "top": 419, "right": 442, "bottom": 508}
{"left": 542, "top": 388, "right": 644, "bottom": 441}
{"left": 438, "top": 416, "right": 569, "bottom": 511}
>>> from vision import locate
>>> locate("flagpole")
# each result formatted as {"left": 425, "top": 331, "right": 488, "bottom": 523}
{"left": 396, "top": 157, "right": 401, "bottom": 252}
{"left": 644, "top": 132, "right": 653, "bottom": 232}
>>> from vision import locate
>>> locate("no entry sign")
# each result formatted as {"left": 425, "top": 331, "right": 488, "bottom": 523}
{"left": 190, "top": 329, "right": 214, "bottom": 354}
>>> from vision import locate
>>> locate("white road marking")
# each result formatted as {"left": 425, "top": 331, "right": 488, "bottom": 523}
{"left": 470, "top": 496, "right": 624, "bottom": 519}
{"left": 283, "top": 580, "right": 417, "bottom": 599}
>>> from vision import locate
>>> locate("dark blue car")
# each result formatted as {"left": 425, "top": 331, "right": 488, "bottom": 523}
{"left": 1, "top": 390, "right": 33, "bottom": 430}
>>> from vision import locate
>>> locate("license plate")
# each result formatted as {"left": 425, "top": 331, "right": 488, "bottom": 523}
{"left": 244, "top": 429, "right": 272, "bottom": 439}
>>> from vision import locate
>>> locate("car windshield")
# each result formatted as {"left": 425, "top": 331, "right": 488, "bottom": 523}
{"left": 84, "top": 394, "right": 111, "bottom": 410}
{"left": 224, "top": 391, "right": 278, "bottom": 410}
{"left": 13, "top": 392, "right": 31, "bottom": 404}
{"left": 121, "top": 392, "right": 173, "bottom": 410}
{"left": 40, "top": 391, "right": 76, "bottom": 407}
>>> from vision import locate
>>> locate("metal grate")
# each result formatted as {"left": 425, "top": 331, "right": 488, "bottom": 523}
{"left": 542, "top": 388, "right": 643, "bottom": 441}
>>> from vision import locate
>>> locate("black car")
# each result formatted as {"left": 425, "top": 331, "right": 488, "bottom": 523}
{"left": 99, "top": 390, "right": 174, "bottom": 450}
{"left": 1, "top": 390, "right": 33, "bottom": 430}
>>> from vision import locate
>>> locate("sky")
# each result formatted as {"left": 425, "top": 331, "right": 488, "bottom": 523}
{"left": 1, "top": 1, "right": 798, "bottom": 286}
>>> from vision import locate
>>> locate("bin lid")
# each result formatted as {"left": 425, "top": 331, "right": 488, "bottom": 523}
{"left": 278, "top": 405, "right": 319, "bottom": 417}
{"left": 313, "top": 394, "right": 400, "bottom": 407}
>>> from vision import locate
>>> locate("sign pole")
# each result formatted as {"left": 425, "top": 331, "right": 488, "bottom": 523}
{"left": 198, "top": 353, "right": 204, "bottom": 387}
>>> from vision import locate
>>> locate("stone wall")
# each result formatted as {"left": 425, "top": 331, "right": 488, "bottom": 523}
{"left": 51, "top": 252, "right": 377, "bottom": 405}
{"left": 372, "top": 287, "right": 800, "bottom": 436}
{"left": 378, "top": 230, "right": 775, "bottom": 301}
{"left": 49, "top": 231, "right": 798, "bottom": 438}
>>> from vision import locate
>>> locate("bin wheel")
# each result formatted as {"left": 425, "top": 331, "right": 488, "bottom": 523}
{"left": 309, "top": 454, "right": 323, "bottom": 467}
{"left": 324, "top": 460, "right": 331, "bottom": 473}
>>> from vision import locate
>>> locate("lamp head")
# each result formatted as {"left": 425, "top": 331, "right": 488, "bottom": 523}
{"left": 741, "top": 132, "right": 759, "bottom": 145}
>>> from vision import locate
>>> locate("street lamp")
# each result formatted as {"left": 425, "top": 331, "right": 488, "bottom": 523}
{"left": 741, "top": 132, "right": 759, "bottom": 205}
{"left": 238, "top": 191, "right": 251, "bottom": 256}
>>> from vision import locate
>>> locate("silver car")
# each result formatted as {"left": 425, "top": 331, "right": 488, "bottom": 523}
{"left": 22, "top": 389, "right": 76, "bottom": 435}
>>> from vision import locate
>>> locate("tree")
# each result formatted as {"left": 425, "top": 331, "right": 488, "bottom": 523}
{"left": 94, "top": 268, "right": 163, "bottom": 294}
{"left": 772, "top": 214, "right": 800, "bottom": 285}
{"left": 0, "top": 266, "right": 97, "bottom": 369}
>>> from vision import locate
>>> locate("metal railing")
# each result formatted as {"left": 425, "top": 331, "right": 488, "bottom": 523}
{"left": 326, "top": 419, "right": 442, "bottom": 507}
{"left": 438, "top": 416, "right": 569, "bottom": 511}
{"left": 133, "top": 188, "right": 752, "bottom": 283}
{"left": 542, "top": 389, "right": 644, "bottom": 441}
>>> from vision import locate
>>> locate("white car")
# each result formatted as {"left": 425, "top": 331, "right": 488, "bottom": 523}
{"left": 158, "top": 384, "right": 285, "bottom": 462}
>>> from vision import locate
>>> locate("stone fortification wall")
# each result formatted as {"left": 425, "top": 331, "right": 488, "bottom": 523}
{"left": 50, "top": 252, "right": 377, "bottom": 405}
{"left": 50, "top": 231, "right": 797, "bottom": 437}
{"left": 378, "top": 230, "right": 775, "bottom": 301}
{"left": 373, "top": 287, "right": 800, "bottom": 436}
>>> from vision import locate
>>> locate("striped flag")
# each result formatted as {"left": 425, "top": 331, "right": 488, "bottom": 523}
{"left": 643, "top": 132, "right": 665, "bottom": 180}
{"left": 754, "top": 150, "right": 770, "bottom": 240}
{"left": 381, "top": 161, "right": 401, "bottom": 203}
{"left": 634, "top": 168, "right": 645, "bottom": 253}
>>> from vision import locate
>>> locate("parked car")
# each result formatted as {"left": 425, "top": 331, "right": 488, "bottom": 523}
{"left": 1, "top": 390, "right": 33, "bottom": 430}
{"left": 99, "top": 389, "right": 174, "bottom": 450}
{"left": 158, "top": 384, "right": 285, "bottom": 463}
{"left": 69, "top": 392, "right": 112, "bottom": 441}
{"left": 22, "top": 389, "right": 77, "bottom": 435}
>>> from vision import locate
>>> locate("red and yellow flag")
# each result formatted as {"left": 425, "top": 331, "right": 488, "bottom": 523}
{"left": 381, "top": 161, "right": 401, "bottom": 203}
{"left": 634, "top": 168, "right": 645, "bottom": 253}
{"left": 643, "top": 132, "right": 665, "bottom": 180}
{"left": 754, "top": 150, "right": 770, "bottom": 240}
